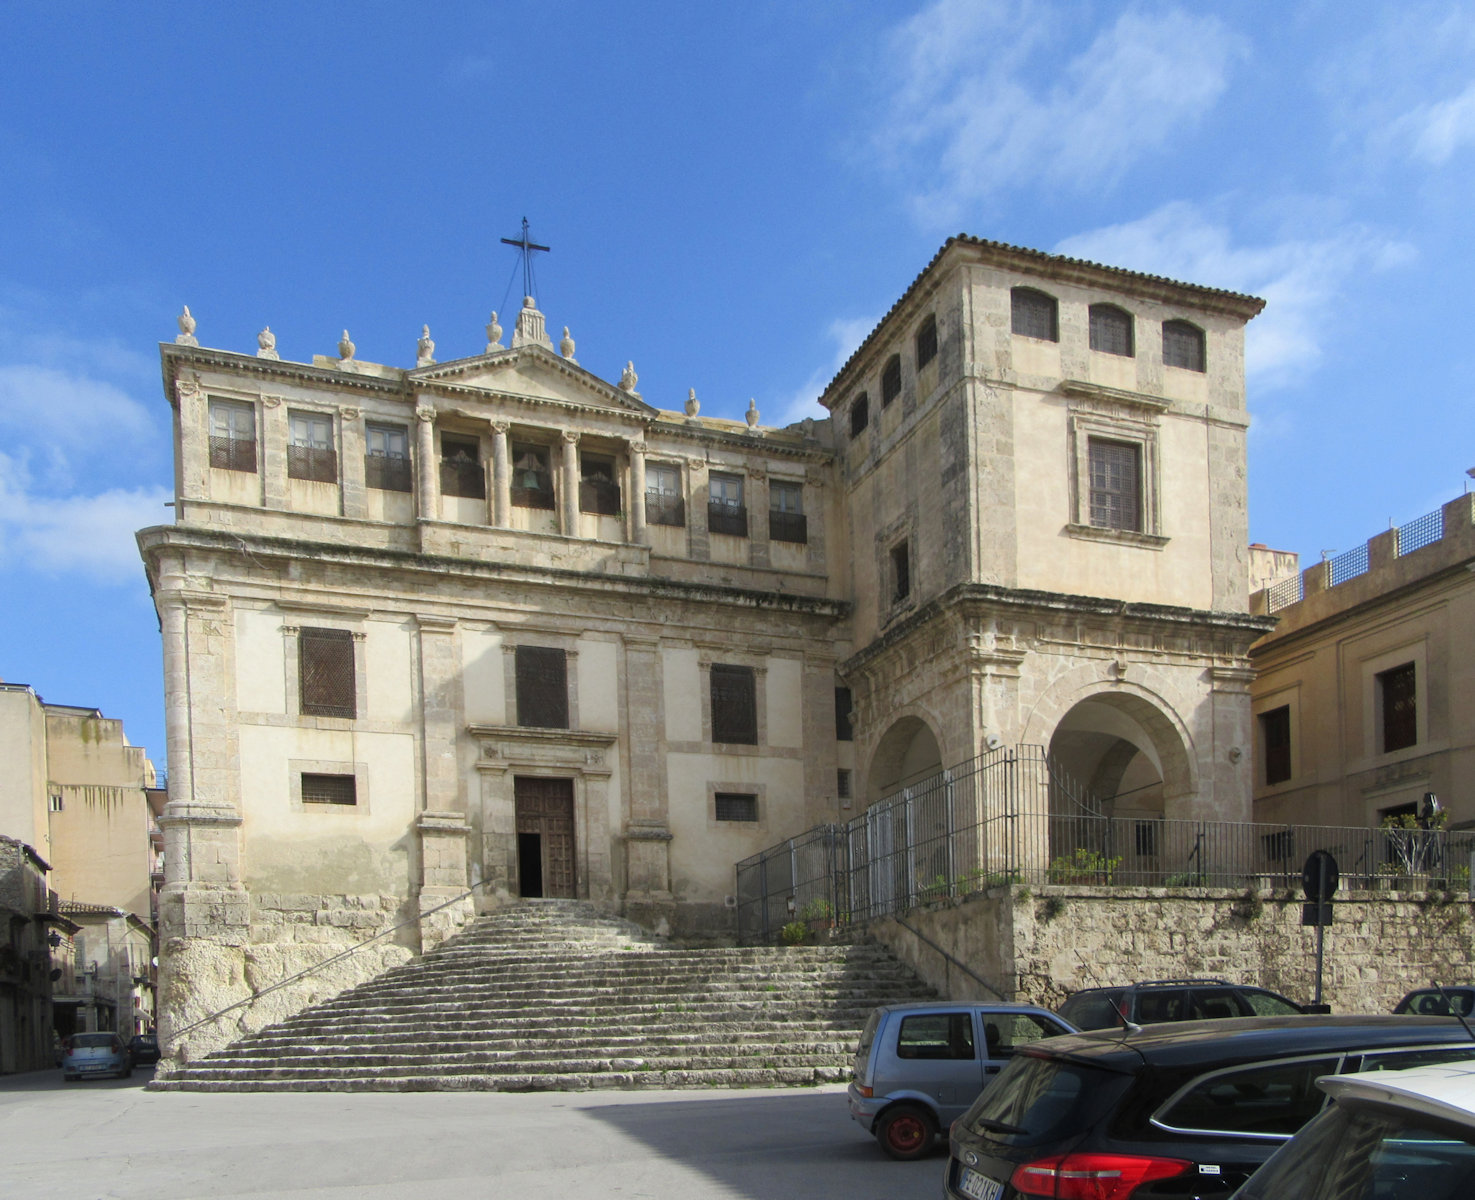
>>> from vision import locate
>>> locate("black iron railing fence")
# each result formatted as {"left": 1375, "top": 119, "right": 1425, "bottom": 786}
{"left": 734, "top": 745, "right": 1475, "bottom": 941}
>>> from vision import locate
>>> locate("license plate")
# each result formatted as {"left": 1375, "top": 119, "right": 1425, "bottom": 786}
{"left": 958, "top": 1166, "right": 1003, "bottom": 1200}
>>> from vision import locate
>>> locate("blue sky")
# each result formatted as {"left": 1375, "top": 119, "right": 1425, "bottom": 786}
{"left": 2, "top": 1, "right": 1472, "bottom": 769}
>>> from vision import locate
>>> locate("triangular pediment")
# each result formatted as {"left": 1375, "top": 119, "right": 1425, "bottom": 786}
{"left": 410, "top": 345, "right": 657, "bottom": 417}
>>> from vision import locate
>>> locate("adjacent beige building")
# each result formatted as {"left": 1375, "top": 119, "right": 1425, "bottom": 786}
{"left": 1249, "top": 493, "right": 1475, "bottom": 832}
{"left": 142, "top": 236, "right": 1270, "bottom": 1053}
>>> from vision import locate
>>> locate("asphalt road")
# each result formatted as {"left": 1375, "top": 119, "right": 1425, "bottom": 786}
{"left": 0, "top": 1069, "right": 947, "bottom": 1199}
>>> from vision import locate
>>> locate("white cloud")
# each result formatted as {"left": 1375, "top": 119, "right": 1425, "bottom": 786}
{"left": 1055, "top": 202, "right": 1414, "bottom": 389}
{"left": 875, "top": 2, "right": 1247, "bottom": 222}
{"left": 0, "top": 452, "right": 168, "bottom": 583}
{"left": 1393, "top": 80, "right": 1475, "bottom": 165}
{"left": 771, "top": 316, "right": 877, "bottom": 428}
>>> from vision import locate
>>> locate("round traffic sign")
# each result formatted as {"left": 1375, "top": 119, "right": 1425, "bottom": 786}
{"left": 1302, "top": 850, "right": 1340, "bottom": 903}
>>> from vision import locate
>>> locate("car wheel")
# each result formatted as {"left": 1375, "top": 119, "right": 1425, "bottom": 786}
{"left": 876, "top": 1104, "right": 937, "bottom": 1161}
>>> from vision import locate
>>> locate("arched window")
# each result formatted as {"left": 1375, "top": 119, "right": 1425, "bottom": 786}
{"left": 1089, "top": 304, "right": 1134, "bottom": 357}
{"left": 915, "top": 315, "right": 938, "bottom": 369}
{"left": 850, "top": 392, "right": 870, "bottom": 436}
{"left": 1162, "top": 320, "right": 1205, "bottom": 372}
{"left": 881, "top": 354, "right": 902, "bottom": 407}
{"left": 1011, "top": 288, "right": 1058, "bottom": 342}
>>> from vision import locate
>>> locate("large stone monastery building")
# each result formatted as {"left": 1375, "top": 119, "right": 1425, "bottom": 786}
{"left": 141, "top": 236, "right": 1270, "bottom": 1042}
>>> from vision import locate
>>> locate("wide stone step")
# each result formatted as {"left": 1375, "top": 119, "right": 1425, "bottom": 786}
{"left": 207, "top": 1034, "right": 855, "bottom": 1060}
{"left": 167, "top": 1048, "right": 848, "bottom": 1076}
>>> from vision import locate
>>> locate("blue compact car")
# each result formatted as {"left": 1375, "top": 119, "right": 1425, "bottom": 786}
{"left": 61, "top": 1032, "right": 133, "bottom": 1081}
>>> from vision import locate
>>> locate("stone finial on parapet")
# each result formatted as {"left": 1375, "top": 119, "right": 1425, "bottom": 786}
{"left": 256, "top": 327, "right": 279, "bottom": 360}
{"left": 175, "top": 306, "right": 199, "bottom": 347}
{"left": 559, "top": 326, "right": 576, "bottom": 361}
{"left": 620, "top": 361, "right": 639, "bottom": 393}
{"left": 685, "top": 388, "right": 700, "bottom": 418}
{"left": 417, "top": 325, "right": 436, "bottom": 367}
{"left": 746, "top": 398, "right": 760, "bottom": 429}
{"left": 485, "top": 311, "right": 504, "bottom": 352}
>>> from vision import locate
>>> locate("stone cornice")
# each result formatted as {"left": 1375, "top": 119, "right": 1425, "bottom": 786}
{"left": 410, "top": 344, "right": 659, "bottom": 418}
{"left": 1059, "top": 379, "right": 1172, "bottom": 413}
{"left": 161, "top": 344, "right": 406, "bottom": 405}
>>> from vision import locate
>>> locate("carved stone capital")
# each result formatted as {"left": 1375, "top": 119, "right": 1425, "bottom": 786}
{"left": 416, "top": 407, "right": 437, "bottom": 424}
{"left": 561, "top": 429, "right": 580, "bottom": 446}
{"left": 340, "top": 406, "right": 362, "bottom": 422}
{"left": 175, "top": 376, "right": 203, "bottom": 403}
{"left": 490, "top": 420, "right": 510, "bottom": 436}
{"left": 260, "top": 394, "right": 283, "bottom": 409}
{"left": 629, "top": 440, "right": 648, "bottom": 455}
{"left": 746, "top": 463, "right": 768, "bottom": 481}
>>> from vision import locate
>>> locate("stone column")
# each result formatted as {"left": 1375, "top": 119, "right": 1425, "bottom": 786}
{"left": 560, "top": 430, "right": 580, "bottom": 536}
{"left": 490, "top": 420, "right": 511, "bottom": 527}
{"left": 415, "top": 405, "right": 438, "bottom": 521}
{"left": 628, "top": 440, "right": 648, "bottom": 545}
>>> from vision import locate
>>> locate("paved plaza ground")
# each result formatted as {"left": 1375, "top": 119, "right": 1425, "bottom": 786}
{"left": 0, "top": 1068, "right": 943, "bottom": 1199}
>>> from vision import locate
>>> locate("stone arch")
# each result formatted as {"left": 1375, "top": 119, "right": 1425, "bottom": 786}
{"left": 866, "top": 713, "right": 944, "bottom": 803}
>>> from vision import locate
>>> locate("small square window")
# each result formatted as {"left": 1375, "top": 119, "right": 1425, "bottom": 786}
{"left": 1011, "top": 288, "right": 1059, "bottom": 342}
{"left": 288, "top": 412, "right": 337, "bottom": 483}
{"left": 881, "top": 355, "right": 902, "bottom": 407}
{"left": 1162, "top": 320, "right": 1205, "bottom": 372}
{"left": 715, "top": 792, "right": 758, "bottom": 822}
{"left": 301, "top": 773, "right": 356, "bottom": 805}
{"left": 1089, "top": 305, "right": 1134, "bottom": 357}
{"left": 49, "top": 793, "right": 64, "bottom": 813}
{"left": 209, "top": 399, "right": 257, "bottom": 472}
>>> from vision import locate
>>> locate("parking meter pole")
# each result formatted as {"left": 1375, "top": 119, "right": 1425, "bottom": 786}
{"left": 1314, "top": 855, "right": 1328, "bottom": 1007}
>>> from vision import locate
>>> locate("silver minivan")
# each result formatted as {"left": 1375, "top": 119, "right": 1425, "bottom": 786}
{"left": 847, "top": 999, "right": 1075, "bottom": 1159}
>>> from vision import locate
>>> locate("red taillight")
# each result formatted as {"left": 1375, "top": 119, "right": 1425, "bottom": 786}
{"left": 1010, "top": 1153, "right": 1192, "bottom": 1200}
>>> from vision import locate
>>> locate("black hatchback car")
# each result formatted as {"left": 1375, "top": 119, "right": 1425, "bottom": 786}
{"left": 1058, "top": 978, "right": 1304, "bottom": 1029}
{"left": 945, "top": 1016, "right": 1475, "bottom": 1200}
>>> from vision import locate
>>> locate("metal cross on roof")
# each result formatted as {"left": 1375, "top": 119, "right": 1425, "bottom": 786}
{"left": 500, "top": 217, "right": 550, "bottom": 303}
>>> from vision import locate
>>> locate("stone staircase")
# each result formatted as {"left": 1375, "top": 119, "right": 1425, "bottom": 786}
{"left": 148, "top": 899, "right": 935, "bottom": 1092}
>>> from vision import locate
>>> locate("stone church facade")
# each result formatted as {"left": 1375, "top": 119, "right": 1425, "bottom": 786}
{"left": 141, "top": 236, "right": 1270, "bottom": 1052}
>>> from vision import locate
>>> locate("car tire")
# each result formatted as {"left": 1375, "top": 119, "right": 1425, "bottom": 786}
{"left": 876, "top": 1104, "right": 937, "bottom": 1161}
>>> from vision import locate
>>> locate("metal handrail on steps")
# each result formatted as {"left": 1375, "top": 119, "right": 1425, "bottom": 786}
{"left": 167, "top": 882, "right": 493, "bottom": 1046}
{"left": 893, "top": 916, "right": 1006, "bottom": 1001}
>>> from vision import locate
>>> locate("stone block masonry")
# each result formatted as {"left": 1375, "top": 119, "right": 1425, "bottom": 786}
{"left": 871, "top": 886, "right": 1475, "bottom": 1013}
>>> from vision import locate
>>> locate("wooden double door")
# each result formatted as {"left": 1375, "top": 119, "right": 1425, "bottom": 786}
{"left": 514, "top": 776, "right": 576, "bottom": 899}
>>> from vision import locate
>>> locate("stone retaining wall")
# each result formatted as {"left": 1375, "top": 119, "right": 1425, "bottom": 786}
{"left": 870, "top": 885, "right": 1475, "bottom": 1012}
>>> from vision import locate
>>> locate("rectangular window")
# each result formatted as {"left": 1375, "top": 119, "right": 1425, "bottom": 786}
{"left": 714, "top": 792, "right": 758, "bottom": 822}
{"left": 711, "top": 664, "right": 757, "bottom": 745}
{"left": 1088, "top": 439, "right": 1142, "bottom": 532}
{"left": 881, "top": 355, "right": 902, "bottom": 407}
{"left": 708, "top": 472, "right": 748, "bottom": 537}
{"left": 837, "top": 769, "right": 852, "bottom": 801}
{"left": 511, "top": 443, "right": 554, "bottom": 509}
{"left": 1011, "top": 288, "right": 1059, "bottom": 342}
{"left": 645, "top": 463, "right": 685, "bottom": 527}
{"left": 301, "top": 773, "right": 357, "bottom": 806}
{"left": 515, "top": 646, "right": 568, "bottom": 729}
{"left": 850, "top": 393, "right": 869, "bottom": 436}
{"left": 209, "top": 399, "right": 257, "bottom": 472}
{"left": 299, "top": 628, "right": 356, "bottom": 719}
{"left": 439, "top": 434, "right": 485, "bottom": 500}
{"left": 1162, "top": 320, "right": 1206, "bottom": 372}
{"left": 768, "top": 480, "right": 807, "bottom": 544}
{"left": 49, "top": 793, "right": 63, "bottom": 813}
{"left": 835, "top": 687, "right": 853, "bottom": 741}
{"left": 890, "top": 541, "right": 911, "bottom": 603}
{"left": 1260, "top": 706, "right": 1292, "bottom": 784}
{"left": 896, "top": 1012, "right": 975, "bottom": 1061}
{"left": 1379, "top": 662, "right": 1417, "bottom": 752}
{"left": 365, "top": 423, "right": 412, "bottom": 492}
{"left": 1089, "top": 305, "right": 1134, "bottom": 357}
{"left": 288, "top": 412, "right": 337, "bottom": 483}
{"left": 915, "top": 316, "right": 938, "bottom": 369}
{"left": 579, "top": 453, "right": 621, "bottom": 515}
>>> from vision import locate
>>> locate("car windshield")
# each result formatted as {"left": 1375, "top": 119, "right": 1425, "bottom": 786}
{"left": 1237, "top": 1101, "right": 1475, "bottom": 1200}
{"left": 70, "top": 1033, "right": 117, "bottom": 1048}
{"left": 958, "top": 1052, "right": 1128, "bottom": 1147}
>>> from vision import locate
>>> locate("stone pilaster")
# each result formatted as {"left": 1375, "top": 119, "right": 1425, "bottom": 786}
{"left": 417, "top": 615, "right": 461, "bottom": 813}
{"left": 416, "top": 809, "right": 474, "bottom": 949}
{"left": 628, "top": 440, "right": 648, "bottom": 545}
{"left": 747, "top": 464, "right": 771, "bottom": 568}
{"left": 339, "top": 405, "right": 367, "bottom": 519}
{"left": 560, "top": 430, "right": 580, "bottom": 536}
{"left": 687, "top": 458, "right": 710, "bottom": 561}
{"left": 415, "top": 404, "right": 438, "bottom": 521}
{"left": 260, "top": 394, "right": 288, "bottom": 511}
{"left": 490, "top": 421, "right": 511, "bottom": 527}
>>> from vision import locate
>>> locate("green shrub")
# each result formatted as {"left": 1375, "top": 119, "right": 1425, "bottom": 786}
{"left": 1047, "top": 847, "right": 1121, "bottom": 884}
{"left": 780, "top": 921, "right": 809, "bottom": 946}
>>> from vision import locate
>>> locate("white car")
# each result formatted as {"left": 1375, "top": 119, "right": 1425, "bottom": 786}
{"left": 1233, "top": 1058, "right": 1475, "bottom": 1199}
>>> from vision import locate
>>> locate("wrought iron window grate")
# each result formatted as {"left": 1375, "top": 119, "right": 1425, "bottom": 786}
{"left": 287, "top": 445, "right": 338, "bottom": 484}
{"left": 1011, "top": 288, "right": 1058, "bottom": 341}
{"left": 1397, "top": 507, "right": 1444, "bottom": 556}
{"left": 645, "top": 491, "right": 685, "bottom": 527}
{"left": 365, "top": 452, "right": 412, "bottom": 493}
{"left": 708, "top": 502, "right": 748, "bottom": 538}
{"left": 768, "top": 510, "right": 808, "bottom": 544}
{"left": 209, "top": 435, "right": 257, "bottom": 473}
{"left": 715, "top": 793, "right": 758, "bottom": 822}
{"left": 515, "top": 646, "right": 568, "bottom": 729}
{"left": 301, "top": 773, "right": 356, "bottom": 805}
{"left": 711, "top": 664, "right": 757, "bottom": 745}
{"left": 299, "top": 628, "right": 355, "bottom": 718}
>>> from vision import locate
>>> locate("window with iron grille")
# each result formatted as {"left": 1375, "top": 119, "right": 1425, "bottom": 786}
{"left": 515, "top": 646, "right": 568, "bottom": 729}
{"left": 1260, "top": 706, "right": 1292, "bottom": 785}
{"left": 645, "top": 462, "right": 685, "bottom": 527}
{"left": 209, "top": 399, "right": 258, "bottom": 472}
{"left": 301, "top": 772, "right": 357, "bottom": 805}
{"left": 1089, "top": 304, "right": 1134, "bottom": 357}
{"left": 714, "top": 792, "right": 758, "bottom": 822}
{"left": 1088, "top": 438, "right": 1142, "bottom": 532}
{"left": 1162, "top": 320, "right": 1205, "bottom": 372}
{"left": 365, "top": 423, "right": 412, "bottom": 492}
{"left": 299, "top": 628, "right": 356, "bottom": 718}
{"left": 837, "top": 769, "right": 852, "bottom": 801}
{"left": 49, "top": 793, "right": 63, "bottom": 813}
{"left": 1011, "top": 288, "right": 1059, "bottom": 341}
{"left": 440, "top": 434, "right": 486, "bottom": 499}
{"left": 850, "top": 393, "right": 869, "bottom": 436}
{"left": 1262, "top": 829, "right": 1294, "bottom": 862}
{"left": 711, "top": 664, "right": 757, "bottom": 745}
{"left": 708, "top": 472, "right": 748, "bottom": 537}
{"left": 915, "top": 315, "right": 938, "bottom": 369}
{"left": 511, "top": 443, "right": 554, "bottom": 509}
{"left": 835, "top": 687, "right": 853, "bottom": 741}
{"left": 881, "top": 354, "right": 902, "bottom": 407}
{"left": 1378, "top": 663, "right": 1417, "bottom": 752}
{"left": 768, "top": 480, "right": 806, "bottom": 544}
{"left": 288, "top": 412, "right": 338, "bottom": 483}
{"left": 890, "top": 541, "right": 911, "bottom": 603}
{"left": 579, "top": 453, "right": 621, "bottom": 515}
